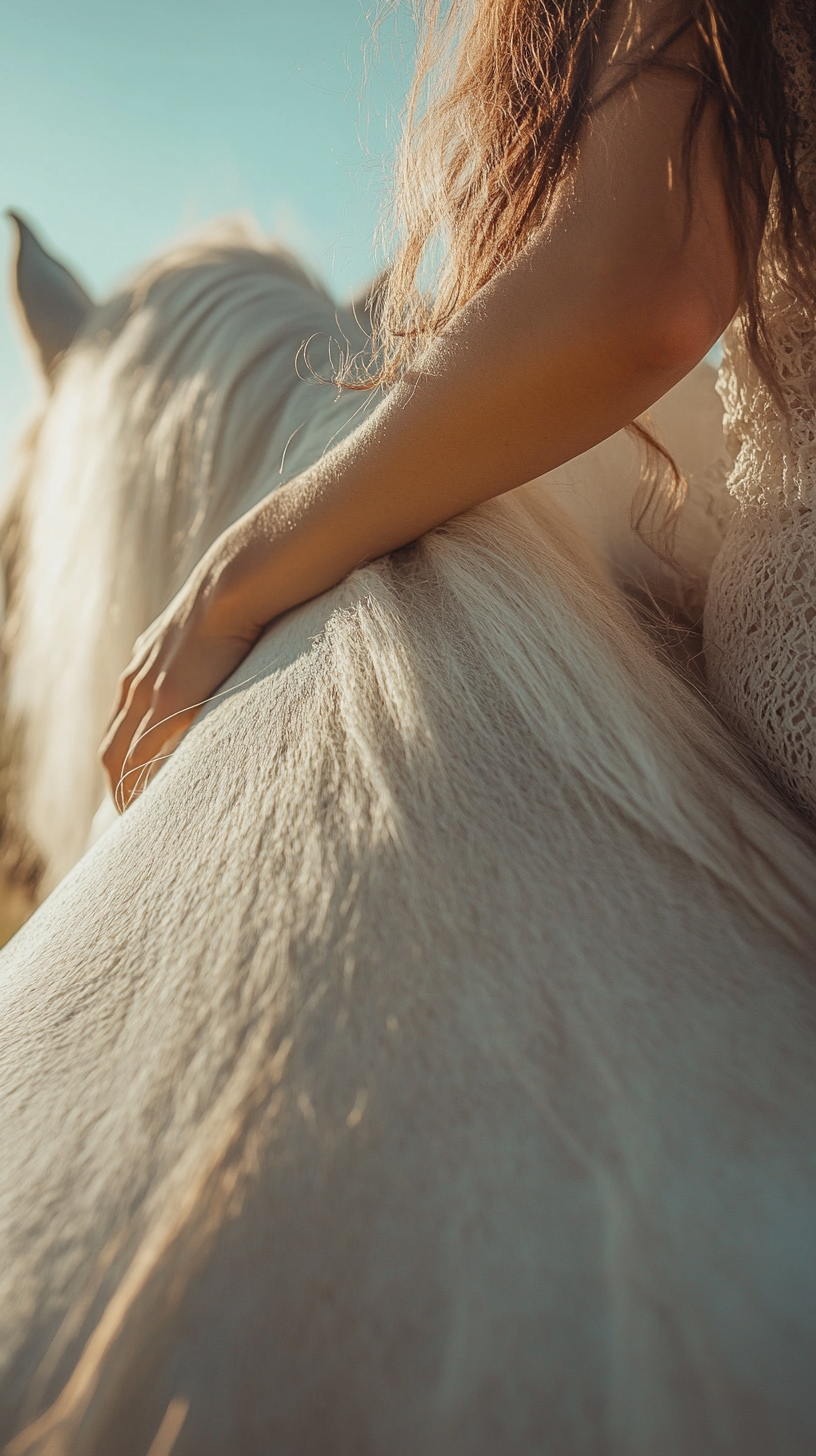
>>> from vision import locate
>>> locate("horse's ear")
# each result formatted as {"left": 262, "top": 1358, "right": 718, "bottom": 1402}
{"left": 7, "top": 211, "right": 94, "bottom": 382}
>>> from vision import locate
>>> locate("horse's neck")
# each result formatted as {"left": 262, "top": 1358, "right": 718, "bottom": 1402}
{"left": 236, "top": 370, "right": 378, "bottom": 522}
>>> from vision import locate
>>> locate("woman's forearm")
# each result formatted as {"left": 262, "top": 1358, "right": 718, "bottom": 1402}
{"left": 217, "top": 37, "right": 740, "bottom": 632}
{"left": 220, "top": 318, "right": 692, "bottom": 633}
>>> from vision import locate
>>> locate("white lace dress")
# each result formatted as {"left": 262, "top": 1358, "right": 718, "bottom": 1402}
{"left": 703, "top": 20, "right": 816, "bottom": 820}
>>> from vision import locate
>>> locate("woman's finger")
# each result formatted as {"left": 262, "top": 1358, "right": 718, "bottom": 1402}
{"left": 115, "top": 697, "right": 198, "bottom": 809}
{"left": 101, "top": 672, "right": 162, "bottom": 807}
{"left": 103, "top": 641, "right": 157, "bottom": 738}
{"left": 99, "top": 582, "right": 253, "bottom": 809}
{"left": 105, "top": 668, "right": 138, "bottom": 740}
{"left": 115, "top": 707, "right": 157, "bottom": 809}
{"left": 101, "top": 630, "right": 176, "bottom": 785}
{"left": 103, "top": 652, "right": 204, "bottom": 808}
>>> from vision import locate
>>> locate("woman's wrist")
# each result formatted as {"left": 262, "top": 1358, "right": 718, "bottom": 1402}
{"left": 199, "top": 483, "right": 305, "bottom": 641}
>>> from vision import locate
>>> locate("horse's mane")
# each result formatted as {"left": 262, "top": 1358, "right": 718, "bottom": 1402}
{"left": 0, "top": 219, "right": 375, "bottom": 892}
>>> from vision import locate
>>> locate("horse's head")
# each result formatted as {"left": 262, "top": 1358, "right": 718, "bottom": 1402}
{"left": 1, "top": 214, "right": 380, "bottom": 892}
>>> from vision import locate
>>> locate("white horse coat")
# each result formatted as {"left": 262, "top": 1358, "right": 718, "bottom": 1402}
{"left": 1, "top": 220, "right": 815, "bottom": 1456}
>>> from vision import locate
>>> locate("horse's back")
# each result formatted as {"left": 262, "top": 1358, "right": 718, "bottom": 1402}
{"left": 2, "top": 552, "right": 816, "bottom": 1454}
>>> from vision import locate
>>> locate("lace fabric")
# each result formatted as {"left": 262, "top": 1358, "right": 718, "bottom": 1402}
{"left": 703, "top": 13, "right": 816, "bottom": 819}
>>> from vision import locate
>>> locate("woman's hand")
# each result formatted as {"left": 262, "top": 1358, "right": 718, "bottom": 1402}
{"left": 100, "top": 527, "right": 264, "bottom": 811}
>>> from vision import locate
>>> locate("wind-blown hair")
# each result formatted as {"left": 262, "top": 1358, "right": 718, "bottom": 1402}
{"left": 371, "top": 0, "right": 816, "bottom": 383}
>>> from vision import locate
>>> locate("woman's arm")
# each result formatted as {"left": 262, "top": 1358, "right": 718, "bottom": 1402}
{"left": 102, "top": 21, "right": 743, "bottom": 807}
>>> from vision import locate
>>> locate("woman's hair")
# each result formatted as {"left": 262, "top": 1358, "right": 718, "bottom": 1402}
{"left": 358, "top": 0, "right": 816, "bottom": 556}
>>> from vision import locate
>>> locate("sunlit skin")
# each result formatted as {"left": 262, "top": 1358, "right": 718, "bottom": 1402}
{"left": 101, "top": 19, "right": 746, "bottom": 809}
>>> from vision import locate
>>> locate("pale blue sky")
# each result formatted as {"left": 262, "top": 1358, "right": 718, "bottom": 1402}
{"left": 0, "top": 0, "right": 406, "bottom": 464}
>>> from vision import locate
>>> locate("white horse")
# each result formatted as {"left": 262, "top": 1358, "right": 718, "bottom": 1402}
{"left": 1, "top": 214, "right": 815, "bottom": 1456}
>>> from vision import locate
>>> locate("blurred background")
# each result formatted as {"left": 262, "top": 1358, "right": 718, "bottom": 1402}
{"left": 0, "top": 0, "right": 406, "bottom": 471}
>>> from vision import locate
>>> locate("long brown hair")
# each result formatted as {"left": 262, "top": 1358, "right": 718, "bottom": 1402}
{"left": 357, "top": 0, "right": 816, "bottom": 555}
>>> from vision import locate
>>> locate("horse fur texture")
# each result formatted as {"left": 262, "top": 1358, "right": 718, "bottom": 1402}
{"left": 1, "top": 221, "right": 816, "bottom": 1455}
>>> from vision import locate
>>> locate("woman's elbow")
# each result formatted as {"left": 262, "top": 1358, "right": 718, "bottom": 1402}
{"left": 633, "top": 276, "right": 738, "bottom": 378}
